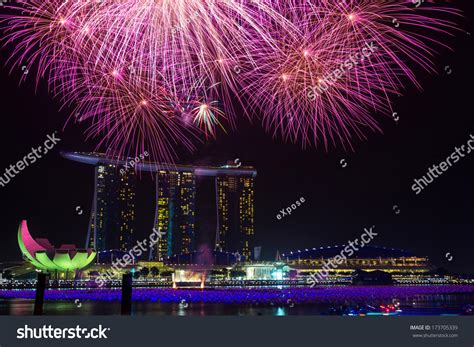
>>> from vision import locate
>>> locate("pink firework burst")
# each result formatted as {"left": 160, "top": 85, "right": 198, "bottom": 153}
{"left": 0, "top": 0, "right": 463, "bottom": 158}
{"left": 240, "top": 0, "right": 461, "bottom": 149}
{"left": 71, "top": 61, "right": 202, "bottom": 164}
{"left": 0, "top": 0, "right": 288, "bottom": 161}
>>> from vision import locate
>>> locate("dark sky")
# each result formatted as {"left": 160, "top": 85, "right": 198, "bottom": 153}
{"left": 0, "top": 1, "right": 473, "bottom": 274}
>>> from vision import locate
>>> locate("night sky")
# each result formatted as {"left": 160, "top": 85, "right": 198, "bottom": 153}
{"left": 0, "top": 1, "right": 473, "bottom": 274}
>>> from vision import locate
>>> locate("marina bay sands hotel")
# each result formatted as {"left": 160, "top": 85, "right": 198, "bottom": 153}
{"left": 62, "top": 152, "right": 257, "bottom": 262}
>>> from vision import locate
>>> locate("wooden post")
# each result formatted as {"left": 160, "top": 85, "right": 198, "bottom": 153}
{"left": 34, "top": 273, "right": 47, "bottom": 315}
{"left": 121, "top": 273, "right": 133, "bottom": 315}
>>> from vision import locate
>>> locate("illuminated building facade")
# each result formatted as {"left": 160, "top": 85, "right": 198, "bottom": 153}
{"left": 18, "top": 220, "right": 96, "bottom": 275}
{"left": 62, "top": 152, "right": 257, "bottom": 263}
{"left": 282, "top": 246, "right": 434, "bottom": 283}
{"left": 244, "top": 263, "right": 290, "bottom": 280}
{"left": 216, "top": 175, "right": 255, "bottom": 259}
{"left": 87, "top": 164, "right": 136, "bottom": 254}
{"left": 152, "top": 171, "right": 196, "bottom": 260}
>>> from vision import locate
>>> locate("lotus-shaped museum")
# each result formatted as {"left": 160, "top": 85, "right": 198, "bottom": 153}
{"left": 17, "top": 220, "right": 96, "bottom": 273}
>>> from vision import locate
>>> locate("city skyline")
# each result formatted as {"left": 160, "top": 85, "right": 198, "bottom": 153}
{"left": 0, "top": 0, "right": 472, "bottom": 272}
{"left": 0, "top": 1, "right": 474, "bottom": 337}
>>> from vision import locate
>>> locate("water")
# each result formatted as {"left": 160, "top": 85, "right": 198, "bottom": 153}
{"left": 1, "top": 290, "right": 473, "bottom": 316}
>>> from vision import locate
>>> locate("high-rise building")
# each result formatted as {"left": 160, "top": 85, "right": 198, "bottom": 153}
{"left": 87, "top": 165, "right": 136, "bottom": 254}
{"left": 152, "top": 171, "right": 196, "bottom": 261}
{"left": 62, "top": 152, "right": 257, "bottom": 263}
{"left": 216, "top": 175, "right": 255, "bottom": 259}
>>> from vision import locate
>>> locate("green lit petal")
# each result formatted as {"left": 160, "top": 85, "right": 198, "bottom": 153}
{"left": 36, "top": 252, "right": 64, "bottom": 272}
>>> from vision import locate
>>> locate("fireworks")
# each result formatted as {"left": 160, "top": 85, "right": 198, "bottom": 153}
{"left": 0, "top": 1, "right": 461, "bottom": 160}
{"left": 242, "top": 0, "right": 461, "bottom": 149}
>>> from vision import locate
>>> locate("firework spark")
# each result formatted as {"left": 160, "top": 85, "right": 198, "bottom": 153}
{"left": 241, "top": 0, "right": 461, "bottom": 149}
{"left": 0, "top": 0, "right": 461, "bottom": 159}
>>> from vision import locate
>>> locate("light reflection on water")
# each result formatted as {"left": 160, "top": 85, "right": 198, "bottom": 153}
{"left": 1, "top": 293, "right": 473, "bottom": 316}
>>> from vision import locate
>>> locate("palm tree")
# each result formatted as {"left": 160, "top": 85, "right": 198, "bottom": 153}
{"left": 141, "top": 267, "right": 150, "bottom": 278}
{"left": 150, "top": 267, "right": 160, "bottom": 278}
{"left": 161, "top": 270, "right": 173, "bottom": 278}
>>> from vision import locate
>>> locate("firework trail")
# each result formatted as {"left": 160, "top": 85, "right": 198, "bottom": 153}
{"left": 0, "top": 0, "right": 462, "bottom": 159}
{"left": 241, "top": 0, "right": 461, "bottom": 149}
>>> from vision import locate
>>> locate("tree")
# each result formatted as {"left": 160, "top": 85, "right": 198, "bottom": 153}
{"left": 230, "top": 270, "right": 246, "bottom": 278}
{"left": 141, "top": 267, "right": 150, "bottom": 278}
{"left": 161, "top": 270, "right": 173, "bottom": 277}
{"left": 150, "top": 267, "right": 160, "bottom": 278}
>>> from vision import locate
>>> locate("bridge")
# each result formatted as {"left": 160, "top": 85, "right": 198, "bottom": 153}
{"left": 61, "top": 152, "right": 257, "bottom": 177}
